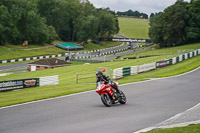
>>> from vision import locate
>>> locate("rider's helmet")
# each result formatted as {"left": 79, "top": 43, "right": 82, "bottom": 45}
{"left": 96, "top": 70, "right": 103, "bottom": 78}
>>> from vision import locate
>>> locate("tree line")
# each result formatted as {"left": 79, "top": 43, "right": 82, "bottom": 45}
{"left": 117, "top": 10, "right": 148, "bottom": 19}
{"left": 149, "top": 0, "right": 200, "bottom": 48}
{"left": 0, "top": 0, "right": 119, "bottom": 45}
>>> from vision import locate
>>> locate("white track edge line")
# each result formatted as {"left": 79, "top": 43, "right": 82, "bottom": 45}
{"left": 157, "top": 103, "right": 200, "bottom": 126}
{"left": 134, "top": 102, "right": 200, "bottom": 133}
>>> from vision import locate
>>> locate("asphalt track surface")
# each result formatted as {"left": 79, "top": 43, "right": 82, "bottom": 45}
{"left": 0, "top": 63, "right": 28, "bottom": 72}
{"left": 0, "top": 68, "right": 200, "bottom": 133}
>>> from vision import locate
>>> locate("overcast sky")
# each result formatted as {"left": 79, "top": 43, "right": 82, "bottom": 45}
{"left": 88, "top": 0, "right": 191, "bottom": 15}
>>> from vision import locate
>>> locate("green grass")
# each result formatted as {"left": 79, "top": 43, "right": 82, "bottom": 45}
{"left": 0, "top": 43, "right": 200, "bottom": 107}
{"left": 118, "top": 17, "right": 150, "bottom": 39}
{"left": 0, "top": 51, "right": 200, "bottom": 107}
{"left": 122, "top": 43, "right": 200, "bottom": 59}
{"left": 138, "top": 43, "right": 149, "bottom": 47}
{"left": 0, "top": 44, "right": 66, "bottom": 61}
{"left": 0, "top": 42, "right": 122, "bottom": 61}
{"left": 145, "top": 124, "right": 200, "bottom": 133}
{"left": 0, "top": 55, "right": 199, "bottom": 107}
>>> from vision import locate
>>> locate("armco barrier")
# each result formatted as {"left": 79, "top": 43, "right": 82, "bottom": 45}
{"left": 156, "top": 60, "right": 170, "bottom": 68}
{"left": 131, "top": 66, "right": 138, "bottom": 75}
{"left": 113, "top": 62, "right": 156, "bottom": 80}
{"left": 179, "top": 55, "right": 183, "bottom": 62}
{"left": 112, "top": 49, "right": 200, "bottom": 80}
{"left": 113, "top": 49, "right": 200, "bottom": 80}
{"left": 176, "top": 56, "right": 180, "bottom": 63}
{"left": 172, "top": 57, "right": 176, "bottom": 64}
{"left": 137, "top": 62, "right": 156, "bottom": 73}
{"left": 123, "top": 67, "right": 131, "bottom": 77}
{"left": 113, "top": 68, "right": 123, "bottom": 79}
{"left": 185, "top": 53, "right": 188, "bottom": 60}
{"left": 190, "top": 52, "right": 193, "bottom": 58}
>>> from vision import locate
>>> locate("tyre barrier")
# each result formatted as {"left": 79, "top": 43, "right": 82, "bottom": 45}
{"left": 113, "top": 49, "right": 200, "bottom": 80}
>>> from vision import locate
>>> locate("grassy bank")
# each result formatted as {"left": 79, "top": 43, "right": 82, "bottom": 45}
{"left": 122, "top": 43, "right": 200, "bottom": 59}
{"left": 0, "top": 42, "right": 121, "bottom": 61}
{"left": 145, "top": 124, "right": 200, "bottom": 133}
{"left": 118, "top": 17, "right": 149, "bottom": 39}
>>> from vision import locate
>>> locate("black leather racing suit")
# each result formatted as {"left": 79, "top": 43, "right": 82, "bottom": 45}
{"left": 96, "top": 75, "right": 120, "bottom": 93}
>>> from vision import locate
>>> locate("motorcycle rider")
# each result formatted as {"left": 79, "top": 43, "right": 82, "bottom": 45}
{"left": 96, "top": 70, "right": 120, "bottom": 94}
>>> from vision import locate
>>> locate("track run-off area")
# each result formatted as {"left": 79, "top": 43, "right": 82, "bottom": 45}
{"left": 0, "top": 68, "right": 200, "bottom": 133}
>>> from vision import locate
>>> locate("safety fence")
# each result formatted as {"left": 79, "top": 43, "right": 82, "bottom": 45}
{"left": 0, "top": 75, "right": 58, "bottom": 92}
{"left": 113, "top": 49, "right": 200, "bottom": 80}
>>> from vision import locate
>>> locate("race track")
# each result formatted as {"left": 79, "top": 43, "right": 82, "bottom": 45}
{"left": 0, "top": 68, "right": 200, "bottom": 133}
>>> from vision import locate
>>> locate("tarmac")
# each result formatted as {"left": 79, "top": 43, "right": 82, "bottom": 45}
{"left": 134, "top": 102, "right": 200, "bottom": 133}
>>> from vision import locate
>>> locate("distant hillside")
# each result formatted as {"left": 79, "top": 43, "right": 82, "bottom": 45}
{"left": 118, "top": 17, "right": 149, "bottom": 39}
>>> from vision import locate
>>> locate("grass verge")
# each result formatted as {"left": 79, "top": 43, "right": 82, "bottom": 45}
{"left": 0, "top": 54, "right": 199, "bottom": 107}
{"left": 145, "top": 124, "right": 200, "bottom": 133}
{"left": 122, "top": 43, "right": 200, "bottom": 59}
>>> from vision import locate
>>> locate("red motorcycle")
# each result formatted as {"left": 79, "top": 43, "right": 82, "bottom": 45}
{"left": 96, "top": 81, "right": 126, "bottom": 107}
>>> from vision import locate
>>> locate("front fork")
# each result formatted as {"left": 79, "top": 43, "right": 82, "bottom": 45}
{"left": 112, "top": 90, "right": 118, "bottom": 100}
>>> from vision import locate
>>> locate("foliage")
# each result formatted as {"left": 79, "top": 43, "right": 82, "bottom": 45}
{"left": 117, "top": 10, "right": 148, "bottom": 19}
{"left": 186, "top": 0, "right": 200, "bottom": 41}
{"left": 149, "top": 0, "right": 200, "bottom": 48}
{"left": 0, "top": 0, "right": 119, "bottom": 45}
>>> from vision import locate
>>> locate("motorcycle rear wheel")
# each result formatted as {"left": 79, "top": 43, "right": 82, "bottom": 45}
{"left": 101, "top": 93, "right": 112, "bottom": 107}
{"left": 119, "top": 91, "right": 126, "bottom": 104}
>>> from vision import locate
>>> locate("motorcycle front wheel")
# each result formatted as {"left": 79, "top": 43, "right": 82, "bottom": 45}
{"left": 101, "top": 93, "right": 112, "bottom": 107}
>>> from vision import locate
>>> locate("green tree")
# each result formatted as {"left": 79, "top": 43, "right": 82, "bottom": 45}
{"left": 150, "top": 13, "right": 155, "bottom": 18}
{"left": 186, "top": 0, "right": 200, "bottom": 41}
{"left": 98, "top": 10, "right": 117, "bottom": 38}
{"left": 38, "top": 0, "right": 80, "bottom": 41}
{"left": 149, "top": 13, "right": 165, "bottom": 47}
{"left": 149, "top": 0, "right": 190, "bottom": 47}
{"left": 0, "top": 5, "right": 15, "bottom": 45}
{"left": 72, "top": 0, "right": 96, "bottom": 41}
{"left": 0, "top": 0, "right": 57, "bottom": 44}
{"left": 0, "top": 0, "right": 119, "bottom": 45}
{"left": 77, "top": 15, "right": 99, "bottom": 44}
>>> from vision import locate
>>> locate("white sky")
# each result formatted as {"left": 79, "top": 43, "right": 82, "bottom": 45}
{"left": 88, "top": 0, "right": 191, "bottom": 15}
